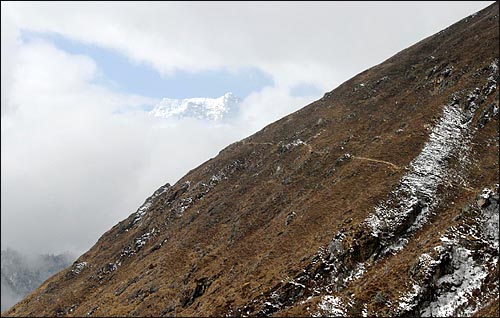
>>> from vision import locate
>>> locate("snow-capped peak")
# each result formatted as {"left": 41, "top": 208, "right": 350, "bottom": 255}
{"left": 150, "top": 92, "right": 241, "bottom": 121}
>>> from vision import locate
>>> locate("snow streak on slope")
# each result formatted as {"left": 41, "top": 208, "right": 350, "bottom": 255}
{"left": 364, "top": 94, "right": 476, "bottom": 255}
{"left": 150, "top": 92, "right": 241, "bottom": 121}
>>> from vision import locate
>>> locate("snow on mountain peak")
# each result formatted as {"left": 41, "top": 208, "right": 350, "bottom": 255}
{"left": 150, "top": 92, "right": 241, "bottom": 121}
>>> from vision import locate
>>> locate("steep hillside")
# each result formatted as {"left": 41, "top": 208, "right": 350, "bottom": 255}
{"left": 4, "top": 3, "right": 498, "bottom": 317}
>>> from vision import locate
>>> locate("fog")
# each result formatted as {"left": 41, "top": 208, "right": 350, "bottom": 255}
{"left": 1, "top": 248, "right": 75, "bottom": 311}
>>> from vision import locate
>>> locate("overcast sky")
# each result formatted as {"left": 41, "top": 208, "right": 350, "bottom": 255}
{"left": 1, "top": 1, "right": 493, "bottom": 256}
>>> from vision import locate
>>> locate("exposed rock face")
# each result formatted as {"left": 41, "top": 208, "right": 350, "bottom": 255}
{"left": 3, "top": 3, "right": 498, "bottom": 317}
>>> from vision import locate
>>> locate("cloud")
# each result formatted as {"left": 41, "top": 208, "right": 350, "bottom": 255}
{"left": 236, "top": 86, "right": 320, "bottom": 134}
{"left": 0, "top": 280, "right": 22, "bottom": 312}
{"left": 0, "top": 41, "right": 153, "bottom": 254}
{"left": 2, "top": 2, "right": 492, "bottom": 91}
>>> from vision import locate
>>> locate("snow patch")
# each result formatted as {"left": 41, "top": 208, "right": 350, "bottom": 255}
{"left": 489, "top": 59, "right": 498, "bottom": 73}
{"left": 132, "top": 183, "right": 170, "bottom": 225}
{"left": 316, "top": 295, "right": 346, "bottom": 317}
{"left": 71, "top": 262, "right": 88, "bottom": 275}
{"left": 134, "top": 228, "right": 157, "bottom": 250}
{"left": 407, "top": 186, "right": 499, "bottom": 317}
{"left": 420, "top": 246, "right": 488, "bottom": 317}
{"left": 362, "top": 304, "right": 368, "bottom": 317}
{"left": 397, "top": 284, "right": 421, "bottom": 312}
{"left": 345, "top": 263, "right": 366, "bottom": 283}
{"left": 280, "top": 139, "right": 306, "bottom": 151}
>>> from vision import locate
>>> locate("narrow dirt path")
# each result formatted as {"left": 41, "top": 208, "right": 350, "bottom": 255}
{"left": 242, "top": 141, "right": 274, "bottom": 146}
{"left": 352, "top": 156, "right": 401, "bottom": 170}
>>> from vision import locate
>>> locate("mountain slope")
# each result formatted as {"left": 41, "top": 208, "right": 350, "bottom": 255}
{"left": 4, "top": 3, "right": 498, "bottom": 317}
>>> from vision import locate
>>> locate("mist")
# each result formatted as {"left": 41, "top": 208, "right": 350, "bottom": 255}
{"left": 1, "top": 248, "right": 75, "bottom": 311}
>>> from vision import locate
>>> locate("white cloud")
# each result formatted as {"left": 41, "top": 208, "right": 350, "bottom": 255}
{"left": 2, "top": 2, "right": 492, "bottom": 91}
{"left": 237, "top": 86, "right": 319, "bottom": 133}
{"left": 1, "top": 41, "right": 152, "bottom": 254}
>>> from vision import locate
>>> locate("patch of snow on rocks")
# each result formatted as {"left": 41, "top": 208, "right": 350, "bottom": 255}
{"left": 132, "top": 183, "right": 170, "bottom": 225}
{"left": 401, "top": 186, "right": 499, "bottom": 317}
{"left": 397, "top": 284, "right": 421, "bottom": 312}
{"left": 71, "top": 262, "right": 88, "bottom": 275}
{"left": 280, "top": 139, "right": 306, "bottom": 152}
{"left": 316, "top": 295, "right": 346, "bottom": 317}
{"left": 420, "top": 246, "right": 488, "bottom": 317}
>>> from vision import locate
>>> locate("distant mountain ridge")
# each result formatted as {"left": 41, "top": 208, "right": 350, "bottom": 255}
{"left": 1, "top": 249, "right": 74, "bottom": 311}
{"left": 150, "top": 92, "right": 241, "bottom": 120}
